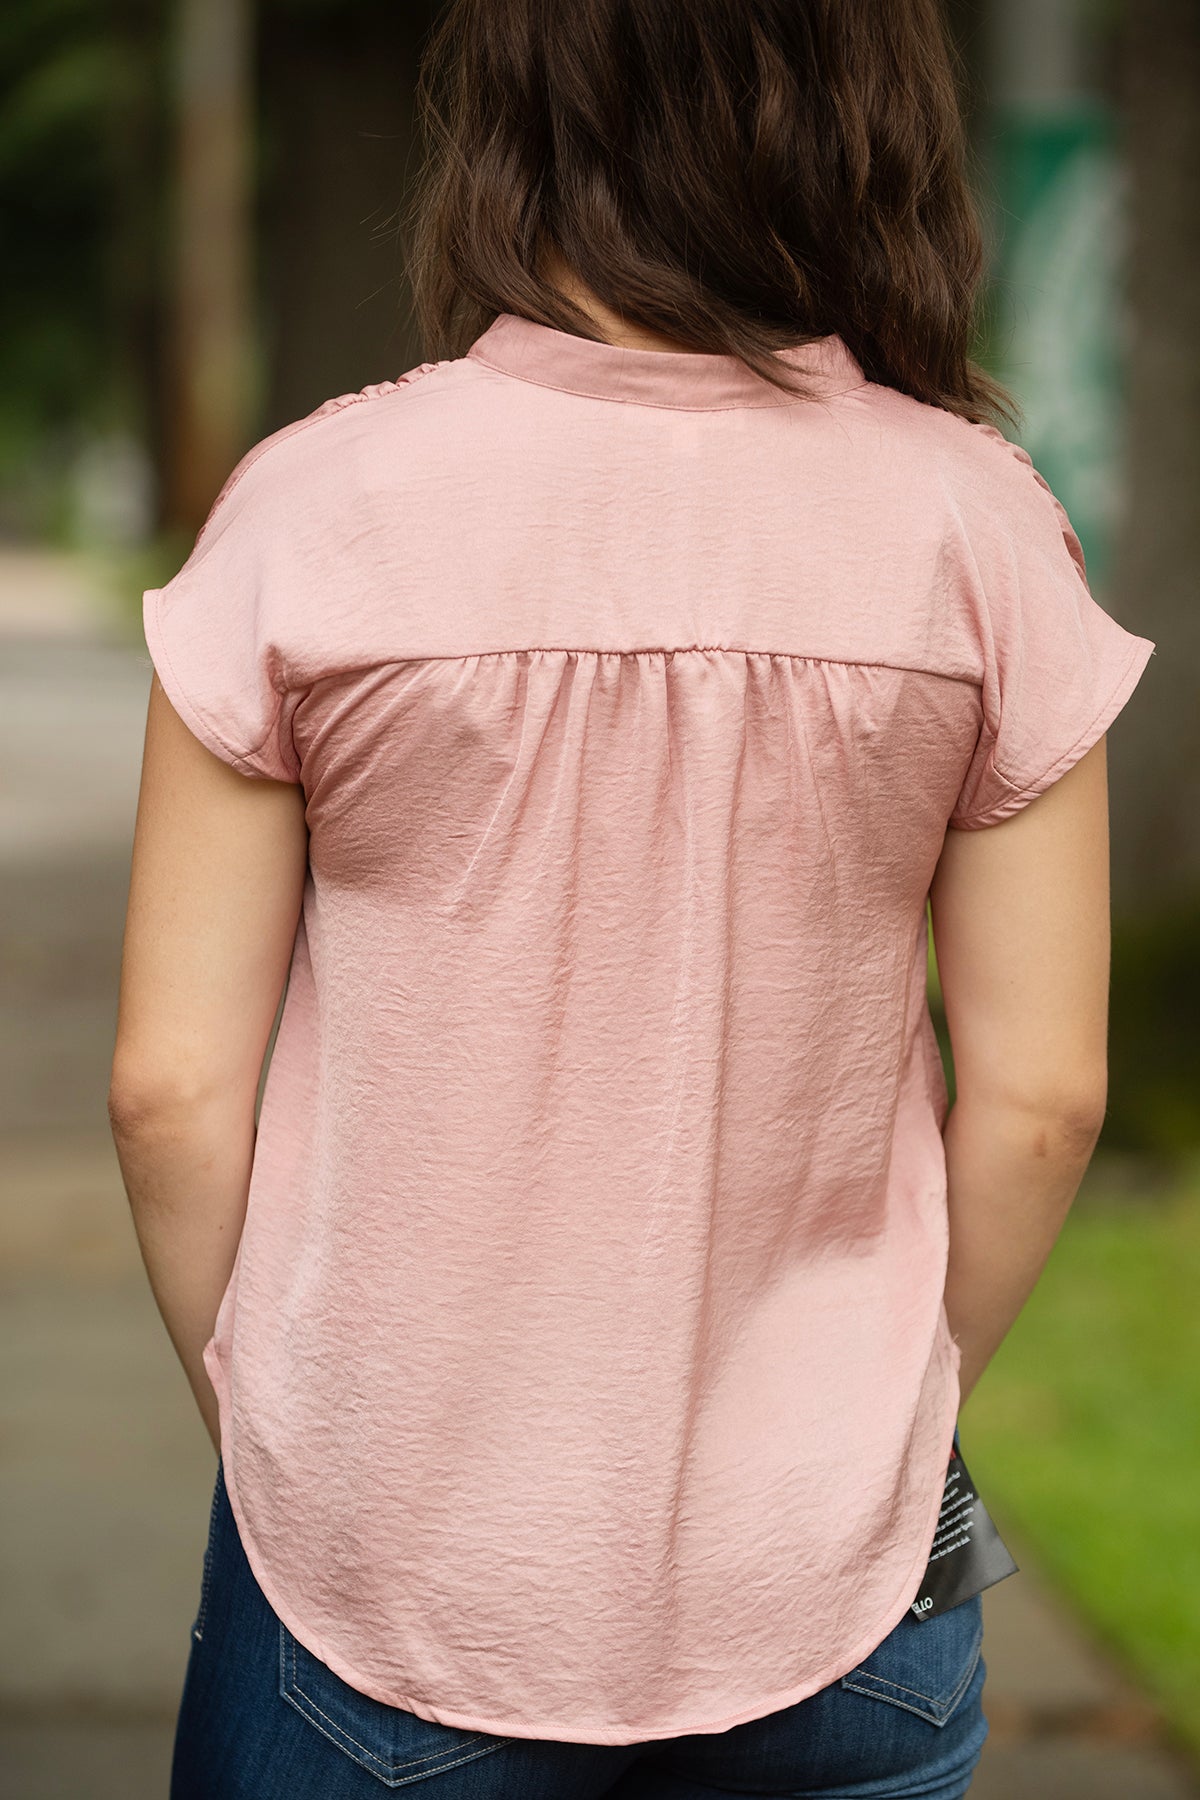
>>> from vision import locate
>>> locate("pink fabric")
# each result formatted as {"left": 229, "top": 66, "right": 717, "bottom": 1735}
{"left": 142, "top": 312, "right": 1155, "bottom": 1745}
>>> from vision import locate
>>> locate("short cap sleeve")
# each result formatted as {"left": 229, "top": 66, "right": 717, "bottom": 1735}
{"left": 948, "top": 423, "right": 1155, "bottom": 830}
{"left": 142, "top": 440, "right": 300, "bottom": 782}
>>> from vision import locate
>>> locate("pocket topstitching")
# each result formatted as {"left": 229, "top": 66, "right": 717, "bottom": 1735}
{"left": 278, "top": 1622, "right": 517, "bottom": 1787}
{"left": 840, "top": 1593, "right": 984, "bottom": 1727}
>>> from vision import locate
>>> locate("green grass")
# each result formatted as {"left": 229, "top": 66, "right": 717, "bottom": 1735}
{"left": 961, "top": 1152, "right": 1200, "bottom": 1760}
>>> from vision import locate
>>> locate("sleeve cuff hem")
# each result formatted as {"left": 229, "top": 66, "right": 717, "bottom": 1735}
{"left": 948, "top": 631, "right": 1156, "bottom": 831}
{"left": 142, "top": 584, "right": 280, "bottom": 780}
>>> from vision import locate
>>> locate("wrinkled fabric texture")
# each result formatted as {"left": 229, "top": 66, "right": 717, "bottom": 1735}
{"left": 142, "top": 312, "right": 1155, "bottom": 1747}
{"left": 170, "top": 1455, "right": 989, "bottom": 1799}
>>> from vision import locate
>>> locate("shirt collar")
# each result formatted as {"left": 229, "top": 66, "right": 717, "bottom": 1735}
{"left": 465, "top": 311, "right": 867, "bottom": 411}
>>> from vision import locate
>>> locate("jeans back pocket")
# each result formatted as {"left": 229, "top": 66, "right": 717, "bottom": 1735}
{"left": 840, "top": 1593, "right": 984, "bottom": 1727}
{"left": 278, "top": 1622, "right": 517, "bottom": 1788}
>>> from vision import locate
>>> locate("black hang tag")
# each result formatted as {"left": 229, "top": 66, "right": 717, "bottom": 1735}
{"left": 909, "top": 1438, "right": 1019, "bottom": 1621}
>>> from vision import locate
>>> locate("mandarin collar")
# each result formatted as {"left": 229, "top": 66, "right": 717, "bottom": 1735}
{"left": 465, "top": 310, "right": 866, "bottom": 410}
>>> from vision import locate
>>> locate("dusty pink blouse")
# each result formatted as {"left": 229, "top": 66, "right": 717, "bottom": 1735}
{"left": 142, "top": 312, "right": 1154, "bottom": 1744}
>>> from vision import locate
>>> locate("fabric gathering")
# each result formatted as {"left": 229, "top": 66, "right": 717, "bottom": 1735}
{"left": 141, "top": 311, "right": 1156, "bottom": 1747}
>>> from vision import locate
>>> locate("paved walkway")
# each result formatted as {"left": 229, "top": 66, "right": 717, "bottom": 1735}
{"left": 0, "top": 548, "right": 1195, "bottom": 1797}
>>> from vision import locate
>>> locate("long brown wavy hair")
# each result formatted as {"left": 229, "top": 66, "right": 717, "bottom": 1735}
{"left": 404, "top": 0, "right": 1018, "bottom": 427}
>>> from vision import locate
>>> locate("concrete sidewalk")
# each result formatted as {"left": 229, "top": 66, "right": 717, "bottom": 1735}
{"left": 972, "top": 1565, "right": 1196, "bottom": 1798}
{"left": 1, "top": 554, "right": 1195, "bottom": 1798}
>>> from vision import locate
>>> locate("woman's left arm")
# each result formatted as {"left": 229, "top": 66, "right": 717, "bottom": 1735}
{"left": 108, "top": 673, "right": 309, "bottom": 1454}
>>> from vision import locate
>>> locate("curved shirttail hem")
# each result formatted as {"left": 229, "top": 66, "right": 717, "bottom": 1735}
{"left": 203, "top": 1326, "right": 961, "bottom": 1748}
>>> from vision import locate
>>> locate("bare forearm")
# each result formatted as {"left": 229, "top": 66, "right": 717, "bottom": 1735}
{"left": 941, "top": 1094, "right": 1103, "bottom": 1404}
{"left": 109, "top": 1088, "right": 257, "bottom": 1454}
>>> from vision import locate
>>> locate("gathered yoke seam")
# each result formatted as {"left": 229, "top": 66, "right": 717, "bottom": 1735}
{"left": 300, "top": 647, "right": 981, "bottom": 688}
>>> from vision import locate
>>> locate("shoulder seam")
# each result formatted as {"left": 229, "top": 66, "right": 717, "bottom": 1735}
{"left": 939, "top": 414, "right": 1090, "bottom": 586}
{"left": 942, "top": 414, "right": 1044, "bottom": 500}
{"left": 193, "top": 360, "right": 446, "bottom": 550}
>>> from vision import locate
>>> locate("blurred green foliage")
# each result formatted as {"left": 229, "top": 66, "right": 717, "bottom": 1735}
{"left": 964, "top": 1156, "right": 1200, "bottom": 1760}
{"left": 6, "top": 0, "right": 1198, "bottom": 1162}
{"left": 1108, "top": 908, "right": 1200, "bottom": 1155}
{"left": 0, "top": 0, "right": 162, "bottom": 530}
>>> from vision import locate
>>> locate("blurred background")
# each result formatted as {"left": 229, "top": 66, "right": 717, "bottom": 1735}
{"left": 0, "top": 1, "right": 1196, "bottom": 1795}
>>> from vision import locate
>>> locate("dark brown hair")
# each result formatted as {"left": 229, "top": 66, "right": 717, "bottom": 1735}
{"left": 405, "top": 0, "right": 1017, "bottom": 426}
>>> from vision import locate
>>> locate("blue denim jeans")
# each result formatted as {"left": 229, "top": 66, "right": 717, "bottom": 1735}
{"left": 171, "top": 1459, "right": 988, "bottom": 1799}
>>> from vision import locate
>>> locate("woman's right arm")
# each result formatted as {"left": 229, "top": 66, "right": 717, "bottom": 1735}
{"left": 928, "top": 735, "right": 1113, "bottom": 1405}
